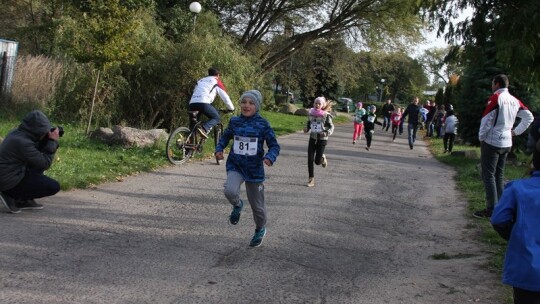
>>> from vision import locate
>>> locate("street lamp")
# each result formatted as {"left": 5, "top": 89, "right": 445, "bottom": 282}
{"left": 287, "top": 47, "right": 295, "bottom": 103}
{"left": 189, "top": 2, "right": 202, "bottom": 30}
{"left": 379, "top": 78, "right": 386, "bottom": 103}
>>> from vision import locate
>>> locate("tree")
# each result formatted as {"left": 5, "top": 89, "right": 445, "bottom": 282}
{"left": 202, "top": 0, "right": 425, "bottom": 72}
{"left": 365, "top": 52, "right": 428, "bottom": 103}
{"left": 423, "top": 0, "right": 540, "bottom": 86}
{"left": 418, "top": 47, "right": 462, "bottom": 85}
{"left": 0, "top": 0, "right": 66, "bottom": 55}
{"left": 54, "top": 0, "right": 155, "bottom": 132}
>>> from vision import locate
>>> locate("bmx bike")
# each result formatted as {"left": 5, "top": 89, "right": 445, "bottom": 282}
{"left": 166, "top": 109, "right": 232, "bottom": 165}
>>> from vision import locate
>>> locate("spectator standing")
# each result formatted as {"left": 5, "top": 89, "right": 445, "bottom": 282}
{"left": 425, "top": 100, "right": 437, "bottom": 137}
{"left": 419, "top": 101, "right": 429, "bottom": 130}
{"left": 443, "top": 110, "right": 458, "bottom": 153}
{"left": 434, "top": 104, "right": 446, "bottom": 138}
{"left": 474, "top": 74, "right": 534, "bottom": 219}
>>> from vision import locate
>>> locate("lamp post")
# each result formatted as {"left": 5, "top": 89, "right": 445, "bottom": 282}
{"left": 379, "top": 78, "right": 386, "bottom": 103}
{"left": 189, "top": 2, "right": 202, "bottom": 30}
{"left": 287, "top": 47, "right": 295, "bottom": 103}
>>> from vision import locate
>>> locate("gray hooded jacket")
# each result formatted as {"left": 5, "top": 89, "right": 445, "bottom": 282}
{"left": 0, "top": 110, "right": 58, "bottom": 191}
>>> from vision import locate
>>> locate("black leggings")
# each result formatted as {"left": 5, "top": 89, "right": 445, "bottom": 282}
{"left": 443, "top": 133, "right": 455, "bottom": 152}
{"left": 308, "top": 138, "right": 327, "bottom": 178}
{"left": 392, "top": 125, "right": 398, "bottom": 140}
{"left": 514, "top": 287, "right": 540, "bottom": 304}
{"left": 365, "top": 130, "right": 373, "bottom": 147}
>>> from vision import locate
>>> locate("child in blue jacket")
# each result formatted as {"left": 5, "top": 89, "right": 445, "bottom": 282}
{"left": 215, "top": 90, "right": 280, "bottom": 247}
{"left": 491, "top": 140, "right": 540, "bottom": 304}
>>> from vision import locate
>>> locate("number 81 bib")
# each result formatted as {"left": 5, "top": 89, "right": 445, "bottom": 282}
{"left": 233, "top": 136, "right": 258, "bottom": 156}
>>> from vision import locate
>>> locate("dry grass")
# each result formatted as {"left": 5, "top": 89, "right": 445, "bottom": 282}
{"left": 10, "top": 55, "right": 64, "bottom": 105}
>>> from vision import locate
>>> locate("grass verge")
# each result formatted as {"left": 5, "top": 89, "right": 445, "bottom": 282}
{"left": 426, "top": 136, "right": 530, "bottom": 304}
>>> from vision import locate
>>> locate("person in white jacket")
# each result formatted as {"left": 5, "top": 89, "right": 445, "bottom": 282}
{"left": 474, "top": 74, "right": 534, "bottom": 219}
{"left": 188, "top": 67, "right": 235, "bottom": 138}
{"left": 443, "top": 110, "right": 458, "bottom": 153}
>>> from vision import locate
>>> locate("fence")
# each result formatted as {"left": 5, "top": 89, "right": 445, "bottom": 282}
{"left": 0, "top": 39, "right": 19, "bottom": 96}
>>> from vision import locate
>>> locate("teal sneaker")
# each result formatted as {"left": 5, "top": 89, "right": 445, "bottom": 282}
{"left": 229, "top": 200, "right": 243, "bottom": 225}
{"left": 249, "top": 227, "right": 266, "bottom": 247}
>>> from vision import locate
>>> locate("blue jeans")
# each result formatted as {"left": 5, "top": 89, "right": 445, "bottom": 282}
{"left": 188, "top": 103, "right": 220, "bottom": 133}
{"left": 427, "top": 122, "right": 434, "bottom": 137}
{"left": 4, "top": 168, "right": 60, "bottom": 200}
{"left": 407, "top": 122, "right": 418, "bottom": 147}
{"left": 382, "top": 116, "right": 391, "bottom": 131}
{"left": 480, "top": 142, "right": 510, "bottom": 211}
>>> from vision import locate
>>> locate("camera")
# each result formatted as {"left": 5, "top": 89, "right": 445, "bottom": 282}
{"left": 51, "top": 126, "right": 64, "bottom": 137}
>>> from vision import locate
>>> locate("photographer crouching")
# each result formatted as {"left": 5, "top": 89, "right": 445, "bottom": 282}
{"left": 0, "top": 110, "right": 61, "bottom": 213}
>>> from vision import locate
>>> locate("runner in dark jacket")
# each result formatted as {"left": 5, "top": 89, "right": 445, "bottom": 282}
{"left": 401, "top": 97, "right": 422, "bottom": 149}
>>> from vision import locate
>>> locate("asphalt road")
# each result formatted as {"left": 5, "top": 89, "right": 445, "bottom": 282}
{"left": 0, "top": 122, "right": 505, "bottom": 304}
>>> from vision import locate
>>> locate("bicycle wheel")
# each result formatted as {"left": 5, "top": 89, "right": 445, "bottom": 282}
{"left": 166, "top": 127, "right": 195, "bottom": 165}
{"left": 213, "top": 124, "right": 224, "bottom": 165}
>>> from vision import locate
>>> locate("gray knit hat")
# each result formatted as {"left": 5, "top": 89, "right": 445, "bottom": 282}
{"left": 240, "top": 90, "right": 263, "bottom": 112}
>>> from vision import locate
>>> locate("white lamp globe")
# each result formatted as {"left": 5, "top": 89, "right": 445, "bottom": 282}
{"left": 189, "top": 2, "right": 202, "bottom": 14}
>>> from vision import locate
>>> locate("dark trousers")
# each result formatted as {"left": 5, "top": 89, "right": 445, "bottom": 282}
{"left": 392, "top": 125, "right": 398, "bottom": 140}
{"left": 307, "top": 137, "right": 327, "bottom": 178}
{"left": 443, "top": 133, "right": 455, "bottom": 152}
{"left": 5, "top": 169, "right": 60, "bottom": 200}
{"left": 481, "top": 142, "right": 510, "bottom": 211}
{"left": 365, "top": 130, "right": 373, "bottom": 147}
{"left": 188, "top": 103, "right": 220, "bottom": 133}
{"left": 382, "top": 116, "right": 391, "bottom": 131}
{"left": 513, "top": 287, "right": 540, "bottom": 304}
{"left": 407, "top": 122, "right": 419, "bottom": 147}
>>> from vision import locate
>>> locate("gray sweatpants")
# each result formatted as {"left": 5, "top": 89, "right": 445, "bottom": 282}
{"left": 223, "top": 170, "right": 266, "bottom": 230}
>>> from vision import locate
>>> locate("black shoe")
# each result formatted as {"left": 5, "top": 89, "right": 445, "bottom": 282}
{"left": 0, "top": 193, "right": 21, "bottom": 214}
{"left": 473, "top": 209, "right": 492, "bottom": 219}
{"left": 409, "top": 144, "right": 413, "bottom": 150}
{"left": 17, "top": 199, "right": 43, "bottom": 210}
{"left": 229, "top": 200, "right": 244, "bottom": 225}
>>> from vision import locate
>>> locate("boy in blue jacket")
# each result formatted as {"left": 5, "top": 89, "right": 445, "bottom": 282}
{"left": 491, "top": 139, "right": 540, "bottom": 303}
{"left": 215, "top": 90, "right": 280, "bottom": 247}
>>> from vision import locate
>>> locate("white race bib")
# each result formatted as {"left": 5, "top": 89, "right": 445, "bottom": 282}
{"left": 367, "top": 115, "right": 375, "bottom": 123}
{"left": 233, "top": 136, "right": 258, "bottom": 156}
{"left": 310, "top": 122, "right": 323, "bottom": 133}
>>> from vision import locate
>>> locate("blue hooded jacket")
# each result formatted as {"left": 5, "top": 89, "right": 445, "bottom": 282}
{"left": 491, "top": 171, "right": 540, "bottom": 292}
{"left": 216, "top": 113, "right": 280, "bottom": 182}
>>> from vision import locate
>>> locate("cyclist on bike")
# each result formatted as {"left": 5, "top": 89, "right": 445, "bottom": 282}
{"left": 188, "top": 67, "right": 235, "bottom": 139}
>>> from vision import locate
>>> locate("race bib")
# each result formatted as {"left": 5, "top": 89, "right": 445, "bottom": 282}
{"left": 393, "top": 116, "right": 401, "bottom": 122}
{"left": 367, "top": 116, "right": 375, "bottom": 123}
{"left": 233, "top": 136, "right": 258, "bottom": 156}
{"left": 311, "top": 122, "right": 323, "bottom": 133}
